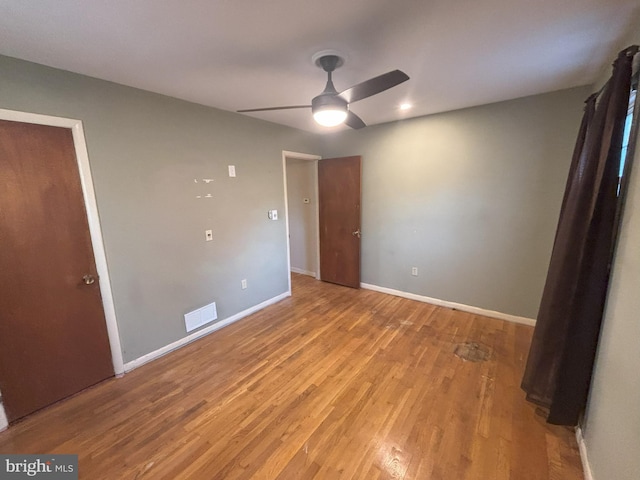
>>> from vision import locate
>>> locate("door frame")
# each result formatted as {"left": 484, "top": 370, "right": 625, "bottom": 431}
{"left": 282, "top": 150, "right": 322, "bottom": 295}
{"left": 0, "top": 109, "right": 125, "bottom": 384}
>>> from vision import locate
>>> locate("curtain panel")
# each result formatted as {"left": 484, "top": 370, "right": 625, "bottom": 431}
{"left": 522, "top": 46, "right": 638, "bottom": 426}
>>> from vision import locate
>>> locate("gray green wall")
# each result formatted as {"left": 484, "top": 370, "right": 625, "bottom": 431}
{"left": 581, "top": 20, "right": 640, "bottom": 480}
{"left": 320, "top": 87, "right": 590, "bottom": 318}
{"left": 0, "top": 55, "right": 320, "bottom": 363}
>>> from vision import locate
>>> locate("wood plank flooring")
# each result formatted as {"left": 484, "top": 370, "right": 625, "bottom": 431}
{"left": 0, "top": 274, "right": 583, "bottom": 479}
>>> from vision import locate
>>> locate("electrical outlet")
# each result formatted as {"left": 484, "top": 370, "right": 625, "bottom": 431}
{"left": 411, "top": 267, "right": 418, "bottom": 276}
{"left": 205, "top": 230, "right": 213, "bottom": 241}
{"left": 241, "top": 279, "right": 247, "bottom": 289}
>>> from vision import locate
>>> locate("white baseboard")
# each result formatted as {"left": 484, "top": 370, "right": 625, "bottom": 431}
{"left": 0, "top": 403, "right": 8, "bottom": 432}
{"left": 124, "top": 292, "right": 291, "bottom": 372}
{"left": 290, "top": 267, "right": 316, "bottom": 277}
{"left": 360, "top": 283, "right": 536, "bottom": 326}
{"left": 576, "top": 426, "right": 594, "bottom": 480}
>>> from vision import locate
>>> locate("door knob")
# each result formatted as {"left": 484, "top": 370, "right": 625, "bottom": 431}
{"left": 82, "top": 274, "right": 96, "bottom": 285}
{"left": 352, "top": 229, "right": 361, "bottom": 238}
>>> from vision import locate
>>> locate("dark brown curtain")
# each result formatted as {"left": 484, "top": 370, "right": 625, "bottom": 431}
{"left": 521, "top": 45, "right": 638, "bottom": 426}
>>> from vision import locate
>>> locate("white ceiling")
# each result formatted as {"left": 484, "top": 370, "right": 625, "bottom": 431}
{"left": 0, "top": 0, "right": 638, "bottom": 133}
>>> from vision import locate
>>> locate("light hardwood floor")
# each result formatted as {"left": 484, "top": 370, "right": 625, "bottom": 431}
{"left": 0, "top": 274, "right": 583, "bottom": 479}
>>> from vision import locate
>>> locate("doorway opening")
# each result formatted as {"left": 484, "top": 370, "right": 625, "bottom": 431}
{"left": 282, "top": 151, "right": 322, "bottom": 295}
{"left": 283, "top": 151, "right": 363, "bottom": 294}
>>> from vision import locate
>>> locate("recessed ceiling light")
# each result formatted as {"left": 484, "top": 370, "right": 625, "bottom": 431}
{"left": 399, "top": 103, "right": 412, "bottom": 111}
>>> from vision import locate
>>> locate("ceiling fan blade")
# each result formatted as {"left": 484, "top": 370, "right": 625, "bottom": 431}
{"left": 237, "top": 105, "right": 311, "bottom": 113}
{"left": 339, "top": 70, "right": 409, "bottom": 104}
{"left": 345, "top": 111, "right": 366, "bottom": 130}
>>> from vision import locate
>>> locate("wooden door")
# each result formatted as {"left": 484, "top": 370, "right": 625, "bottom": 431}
{"left": 318, "top": 156, "right": 362, "bottom": 288}
{"left": 0, "top": 120, "right": 114, "bottom": 423}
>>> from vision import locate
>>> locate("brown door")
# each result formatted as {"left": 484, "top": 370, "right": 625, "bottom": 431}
{"left": 318, "top": 156, "right": 362, "bottom": 288}
{"left": 0, "top": 120, "right": 114, "bottom": 423}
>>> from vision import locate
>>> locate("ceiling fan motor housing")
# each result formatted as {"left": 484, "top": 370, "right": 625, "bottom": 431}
{"left": 312, "top": 54, "right": 348, "bottom": 116}
{"left": 311, "top": 93, "right": 348, "bottom": 115}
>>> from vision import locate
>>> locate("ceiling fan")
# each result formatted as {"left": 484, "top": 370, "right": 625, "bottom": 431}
{"left": 237, "top": 54, "right": 409, "bottom": 129}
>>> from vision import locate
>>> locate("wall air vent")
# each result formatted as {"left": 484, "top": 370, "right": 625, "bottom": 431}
{"left": 184, "top": 302, "right": 218, "bottom": 332}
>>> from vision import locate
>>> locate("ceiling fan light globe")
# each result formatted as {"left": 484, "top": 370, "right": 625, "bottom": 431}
{"left": 313, "top": 108, "right": 348, "bottom": 127}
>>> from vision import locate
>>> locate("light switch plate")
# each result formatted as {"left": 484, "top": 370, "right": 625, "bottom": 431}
{"left": 205, "top": 230, "right": 213, "bottom": 241}
{"left": 228, "top": 165, "right": 236, "bottom": 177}
{"left": 268, "top": 210, "right": 278, "bottom": 220}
